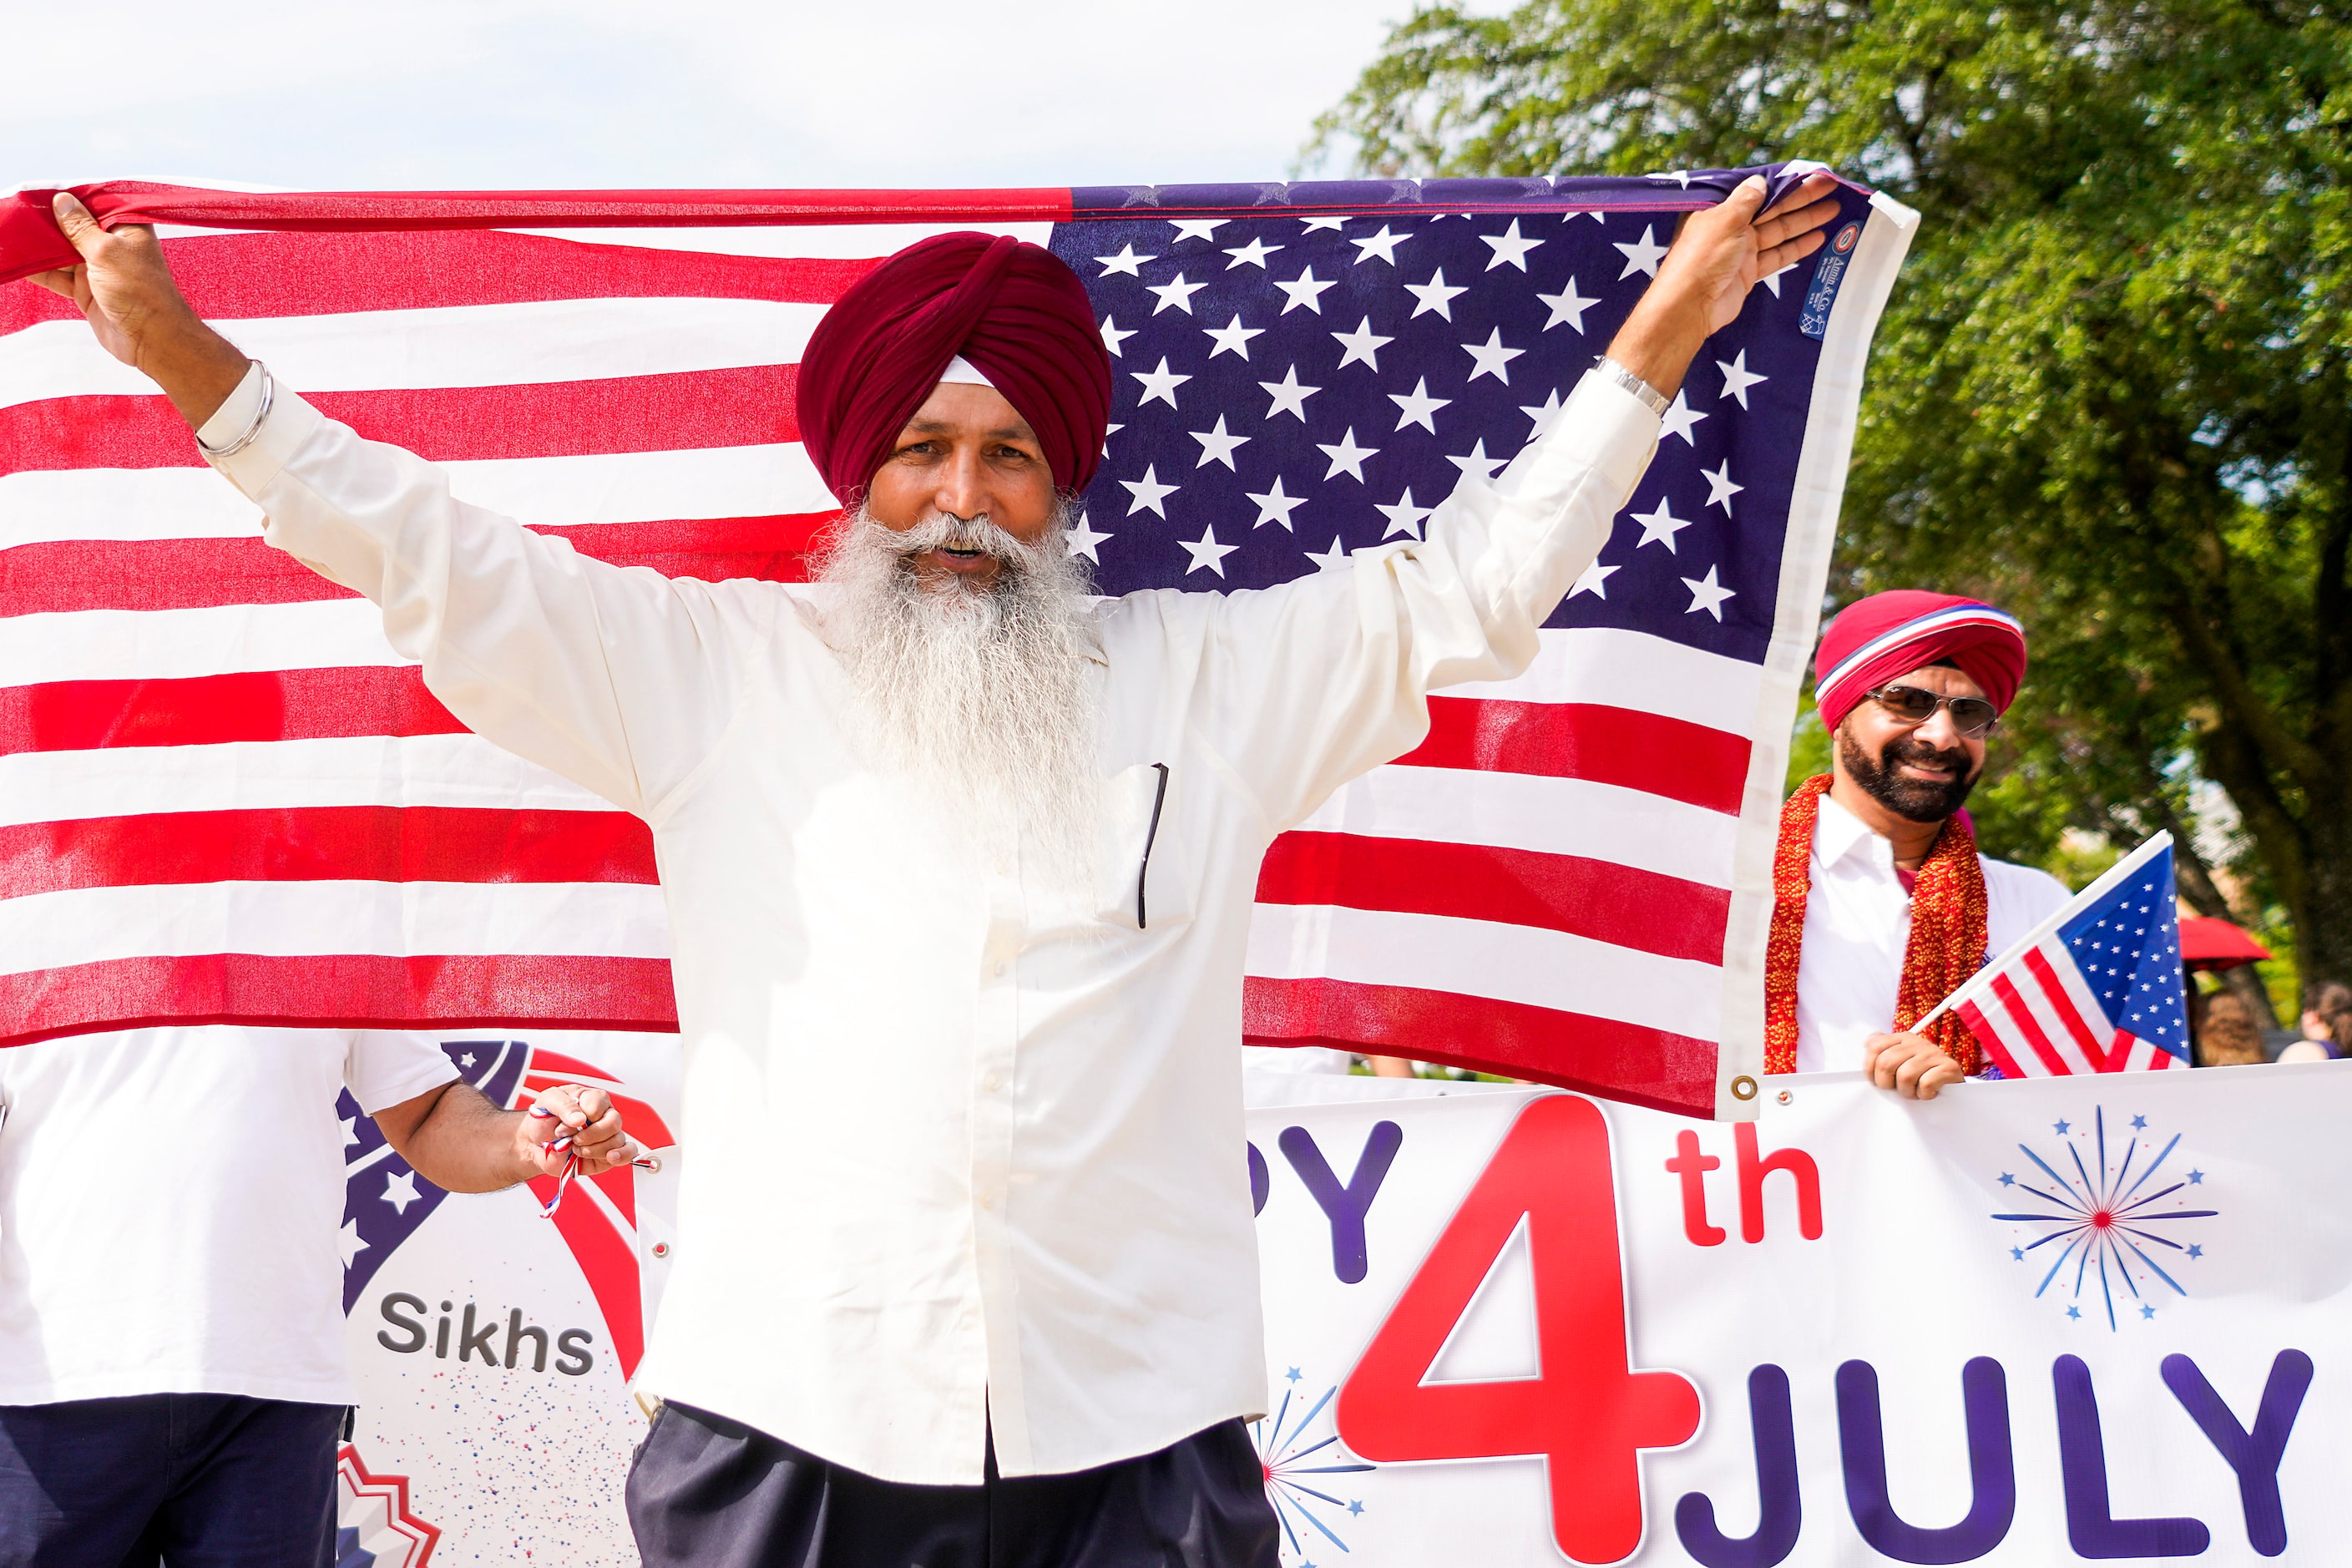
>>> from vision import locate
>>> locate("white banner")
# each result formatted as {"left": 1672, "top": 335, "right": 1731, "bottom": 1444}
{"left": 338, "top": 1055, "right": 2350, "bottom": 1565}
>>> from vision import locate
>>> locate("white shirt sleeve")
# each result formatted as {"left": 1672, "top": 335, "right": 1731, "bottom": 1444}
{"left": 1190, "top": 368, "right": 1661, "bottom": 830}
{"left": 201, "top": 382, "right": 775, "bottom": 814}
{"left": 341, "top": 1032, "right": 462, "bottom": 1116}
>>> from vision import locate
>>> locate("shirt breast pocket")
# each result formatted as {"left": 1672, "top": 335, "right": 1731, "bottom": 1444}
{"left": 1092, "top": 761, "right": 1195, "bottom": 932}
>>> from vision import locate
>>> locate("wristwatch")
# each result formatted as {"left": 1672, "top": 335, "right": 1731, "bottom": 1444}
{"left": 1596, "top": 356, "right": 1669, "bottom": 417}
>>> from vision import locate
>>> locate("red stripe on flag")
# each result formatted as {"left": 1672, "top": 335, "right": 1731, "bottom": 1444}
{"left": 1254, "top": 831, "right": 1728, "bottom": 965}
{"left": 0, "top": 806, "right": 655, "bottom": 898}
{"left": 0, "top": 513, "right": 836, "bottom": 615}
{"left": 0, "top": 668, "right": 463, "bottom": 755}
{"left": 1990, "top": 972, "right": 2075, "bottom": 1075}
{"left": 1, "top": 363, "right": 802, "bottom": 473}
{"left": 0, "top": 230, "right": 884, "bottom": 334}
{"left": 1243, "top": 975, "right": 1716, "bottom": 1116}
{"left": 0, "top": 951, "right": 679, "bottom": 1049}
{"left": 2102, "top": 1029, "right": 2137, "bottom": 1074}
{"left": 1399, "top": 697, "right": 1750, "bottom": 814}
{"left": 2021, "top": 947, "right": 2107, "bottom": 1069}
{"left": 1959, "top": 998, "right": 2030, "bottom": 1080}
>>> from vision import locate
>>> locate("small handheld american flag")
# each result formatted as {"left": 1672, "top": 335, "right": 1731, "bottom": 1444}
{"left": 1927, "top": 833, "right": 2191, "bottom": 1076}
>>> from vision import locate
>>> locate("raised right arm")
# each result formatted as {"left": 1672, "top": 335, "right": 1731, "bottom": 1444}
{"left": 28, "top": 195, "right": 756, "bottom": 813}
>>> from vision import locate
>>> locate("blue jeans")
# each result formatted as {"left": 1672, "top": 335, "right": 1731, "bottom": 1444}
{"left": 0, "top": 1394, "right": 341, "bottom": 1568}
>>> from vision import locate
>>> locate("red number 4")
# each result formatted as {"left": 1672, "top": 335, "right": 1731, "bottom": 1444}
{"left": 1336, "top": 1095, "right": 1700, "bottom": 1564}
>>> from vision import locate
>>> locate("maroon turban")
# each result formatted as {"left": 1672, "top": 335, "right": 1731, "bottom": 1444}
{"left": 797, "top": 232, "right": 1112, "bottom": 504}
{"left": 1813, "top": 590, "right": 2028, "bottom": 731}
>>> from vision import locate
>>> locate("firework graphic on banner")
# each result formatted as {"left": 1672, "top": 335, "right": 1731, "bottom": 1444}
{"left": 1990, "top": 1107, "right": 2218, "bottom": 1330}
{"left": 1253, "top": 1365, "right": 1375, "bottom": 1564}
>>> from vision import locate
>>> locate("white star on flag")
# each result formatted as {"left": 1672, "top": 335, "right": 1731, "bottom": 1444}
{"left": 1568, "top": 560, "right": 1620, "bottom": 599}
{"left": 1682, "top": 565, "right": 1736, "bottom": 620}
{"left": 1479, "top": 219, "right": 1543, "bottom": 271}
{"left": 1130, "top": 358, "right": 1189, "bottom": 409}
{"left": 1095, "top": 244, "right": 1155, "bottom": 277}
{"left": 1536, "top": 277, "right": 1599, "bottom": 332}
{"left": 1245, "top": 476, "right": 1308, "bottom": 529}
{"left": 1147, "top": 272, "right": 1209, "bottom": 315}
{"left": 1222, "top": 236, "right": 1282, "bottom": 270}
{"left": 1660, "top": 391, "right": 1707, "bottom": 445}
{"left": 1702, "top": 459, "right": 1743, "bottom": 513}
{"left": 1631, "top": 496, "right": 1692, "bottom": 551}
{"left": 1274, "top": 267, "right": 1337, "bottom": 313}
{"left": 1376, "top": 488, "right": 1435, "bottom": 539}
{"left": 1307, "top": 534, "right": 1352, "bottom": 569}
{"left": 1299, "top": 215, "right": 1348, "bottom": 234}
{"left": 1461, "top": 327, "right": 1524, "bottom": 384}
{"left": 1258, "top": 366, "right": 1321, "bottom": 421}
{"left": 1519, "top": 388, "right": 1566, "bottom": 438}
{"left": 1099, "top": 315, "right": 1136, "bottom": 357}
{"left": 1317, "top": 427, "right": 1378, "bottom": 482}
{"left": 1202, "top": 314, "right": 1262, "bottom": 360}
{"left": 1120, "top": 463, "right": 1179, "bottom": 517}
{"left": 1446, "top": 439, "right": 1505, "bottom": 483}
{"left": 1065, "top": 511, "right": 1111, "bottom": 561}
{"left": 1331, "top": 317, "right": 1394, "bottom": 371}
{"left": 1404, "top": 268, "right": 1469, "bottom": 321}
{"left": 1614, "top": 225, "right": 1669, "bottom": 279}
{"left": 1169, "top": 218, "right": 1228, "bottom": 242}
{"left": 1717, "top": 350, "right": 1768, "bottom": 408}
{"left": 1188, "top": 415, "right": 1250, "bottom": 470}
{"left": 1350, "top": 225, "right": 1412, "bottom": 265}
{"left": 382, "top": 1170, "right": 422, "bottom": 1214}
{"left": 1387, "top": 377, "right": 1450, "bottom": 433}
{"left": 1180, "top": 524, "right": 1239, "bottom": 575}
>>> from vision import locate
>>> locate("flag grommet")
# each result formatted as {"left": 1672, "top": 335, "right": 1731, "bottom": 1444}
{"left": 1730, "top": 1075, "right": 1759, "bottom": 1100}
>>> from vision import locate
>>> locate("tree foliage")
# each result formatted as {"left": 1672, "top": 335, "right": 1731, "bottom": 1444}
{"left": 1317, "top": 0, "right": 2352, "bottom": 1008}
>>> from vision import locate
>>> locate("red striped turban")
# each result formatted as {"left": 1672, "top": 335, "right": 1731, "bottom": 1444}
{"left": 797, "top": 231, "right": 1112, "bottom": 505}
{"left": 1813, "top": 590, "right": 2027, "bottom": 731}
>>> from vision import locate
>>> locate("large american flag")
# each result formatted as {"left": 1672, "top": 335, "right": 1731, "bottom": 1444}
{"left": 0, "top": 169, "right": 1911, "bottom": 1117}
{"left": 1945, "top": 834, "right": 2192, "bottom": 1076}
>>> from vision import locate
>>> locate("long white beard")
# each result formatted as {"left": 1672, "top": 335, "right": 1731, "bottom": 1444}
{"left": 817, "top": 504, "right": 1100, "bottom": 884}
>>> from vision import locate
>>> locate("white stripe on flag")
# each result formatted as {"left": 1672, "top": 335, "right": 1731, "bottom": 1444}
{"left": 524, "top": 220, "right": 1056, "bottom": 259}
{"left": 0, "top": 601, "right": 413, "bottom": 684}
{"left": 0, "top": 736, "right": 611, "bottom": 830}
{"left": 1, "top": 297, "right": 832, "bottom": 407}
{"left": 0, "top": 879, "right": 671, "bottom": 974}
{"left": 1438, "top": 625, "right": 1763, "bottom": 735}
{"left": 2034, "top": 942, "right": 2119, "bottom": 1071}
{"left": 1292, "top": 765, "right": 1739, "bottom": 888}
{"left": 2009, "top": 946, "right": 2107, "bottom": 1074}
{"left": 1244, "top": 901, "right": 1721, "bottom": 1040}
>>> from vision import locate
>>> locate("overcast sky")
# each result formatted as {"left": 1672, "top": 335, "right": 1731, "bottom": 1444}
{"left": 7, "top": 1, "right": 1419, "bottom": 192}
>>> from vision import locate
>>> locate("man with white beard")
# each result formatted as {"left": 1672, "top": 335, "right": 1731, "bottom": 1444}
{"left": 30, "top": 173, "right": 1841, "bottom": 1565}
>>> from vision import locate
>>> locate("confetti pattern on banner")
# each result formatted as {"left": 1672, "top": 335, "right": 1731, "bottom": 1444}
{"left": 0, "top": 167, "right": 1911, "bottom": 1115}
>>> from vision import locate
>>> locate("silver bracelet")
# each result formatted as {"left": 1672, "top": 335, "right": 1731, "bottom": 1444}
{"left": 1596, "top": 356, "right": 1670, "bottom": 417}
{"left": 196, "top": 362, "right": 274, "bottom": 459}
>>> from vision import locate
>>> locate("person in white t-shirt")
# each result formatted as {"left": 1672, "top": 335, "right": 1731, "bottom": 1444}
{"left": 0, "top": 1026, "right": 640, "bottom": 1568}
{"left": 1761, "top": 590, "right": 2071, "bottom": 1097}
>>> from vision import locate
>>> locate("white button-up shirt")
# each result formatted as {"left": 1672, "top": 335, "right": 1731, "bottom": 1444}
{"left": 203, "top": 363, "right": 1661, "bottom": 1483}
{"left": 1793, "top": 794, "right": 2071, "bottom": 1073}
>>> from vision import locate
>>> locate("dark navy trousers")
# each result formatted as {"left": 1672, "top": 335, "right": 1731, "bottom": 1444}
{"left": 0, "top": 1394, "right": 341, "bottom": 1568}
{"left": 628, "top": 1403, "right": 1279, "bottom": 1568}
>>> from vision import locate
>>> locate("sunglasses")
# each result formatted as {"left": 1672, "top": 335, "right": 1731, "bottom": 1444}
{"left": 1865, "top": 683, "right": 1999, "bottom": 739}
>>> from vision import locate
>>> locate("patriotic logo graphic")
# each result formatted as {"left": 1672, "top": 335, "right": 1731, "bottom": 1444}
{"left": 340, "top": 1038, "right": 675, "bottom": 1376}
{"left": 334, "top": 1444, "right": 439, "bottom": 1567}
{"left": 1990, "top": 1106, "right": 2218, "bottom": 1330}
{"left": 1945, "top": 834, "right": 2190, "bottom": 1077}
{"left": 0, "top": 169, "right": 1909, "bottom": 1115}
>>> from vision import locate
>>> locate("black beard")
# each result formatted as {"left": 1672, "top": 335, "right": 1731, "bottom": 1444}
{"left": 1838, "top": 726, "right": 1981, "bottom": 824}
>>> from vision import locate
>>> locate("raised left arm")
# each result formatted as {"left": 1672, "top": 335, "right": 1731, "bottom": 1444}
{"left": 375, "top": 1081, "right": 640, "bottom": 1194}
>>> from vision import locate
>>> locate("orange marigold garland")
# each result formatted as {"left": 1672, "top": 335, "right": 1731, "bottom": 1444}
{"left": 1763, "top": 775, "right": 1989, "bottom": 1075}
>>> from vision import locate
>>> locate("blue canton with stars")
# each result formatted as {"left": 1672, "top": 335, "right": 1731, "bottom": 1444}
{"left": 1050, "top": 166, "right": 1875, "bottom": 664}
{"left": 2056, "top": 844, "right": 2191, "bottom": 1063}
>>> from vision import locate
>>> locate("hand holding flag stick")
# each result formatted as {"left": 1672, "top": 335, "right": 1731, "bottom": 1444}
{"left": 519, "top": 1083, "right": 657, "bottom": 1217}
{"left": 1881, "top": 833, "right": 2189, "bottom": 1093}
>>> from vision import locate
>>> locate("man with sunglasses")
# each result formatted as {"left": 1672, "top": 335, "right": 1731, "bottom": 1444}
{"left": 1762, "top": 592, "right": 2071, "bottom": 1097}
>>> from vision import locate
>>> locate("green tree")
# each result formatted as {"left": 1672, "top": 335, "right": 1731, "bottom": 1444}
{"left": 1315, "top": 0, "right": 2352, "bottom": 1020}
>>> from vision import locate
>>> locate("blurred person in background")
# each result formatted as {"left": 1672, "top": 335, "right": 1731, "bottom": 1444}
{"left": 2279, "top": 981, "right": 2351, "bottom": 1063}
{"left": 2196, "top": 990, "right": 2269, "bottom": 1066}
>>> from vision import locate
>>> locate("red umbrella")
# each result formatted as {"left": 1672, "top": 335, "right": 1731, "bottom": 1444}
{"left": 2179, "top": 915, "right": 2272, "bottom": 973}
